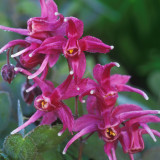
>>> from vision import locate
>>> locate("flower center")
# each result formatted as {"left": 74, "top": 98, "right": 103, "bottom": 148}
{"left": 104, "top": 91, "right": 117, "bottom": 98}
{"left": 68, "top": 49, "right": 74, "bottom": 54}
{"left": 41, "top": 100, "right": 48, "bottom": 109}
{"left": 105, "top": 128, "right": 116, "bottom": 139}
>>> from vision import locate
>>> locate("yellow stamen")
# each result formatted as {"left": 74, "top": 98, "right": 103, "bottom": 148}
{"left": 105, "top": 128, "right": 116, "bottom": 137}
{"left": 41, "top": 100, "right": 47, "bottom": 109}
{"left": 68, "top": 49, "right": 74, "bottom": 54}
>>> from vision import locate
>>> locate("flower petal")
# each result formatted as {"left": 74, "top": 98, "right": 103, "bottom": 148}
{"left": 63, "top": 125, "right": 97, "bottom": 154}
{"left": 28, "top": 55, "right": 49, "bottom": 79}
{"left": 66, "top": 17, "right": 84, "bottom": 39}
{"left": 80, "top": 36, "right": 113, "bottom": 53}
{"left": 40, "top": 111, "right": 57, "bottom": 125}
{"left": 0, "top": 25, "right": 28, "bottom": 35}
{"left": 0, "top": 39, "right": 28, "bottom": 54}
{"left": 57, "top": 103, "right": 74, "bottom": 133}
{"left": 73, "top": 114, "right": 100, "bottom": 132}
{"left": 110, "top": 74, "right": 131, "bottom": 85}
{"left": 51, "top": 73, "right": 73, "bottom": 100}
{"left": 116, "top": 84, "right": 149, "bottom": 100}
{"left": 11, "top": 110, "right": 45, "bottom": 134}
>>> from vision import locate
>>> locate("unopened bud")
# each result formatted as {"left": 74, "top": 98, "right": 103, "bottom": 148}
{"left": 21, "top": 82, "right": 34, "bottom": 105}
{"left": 1, "top": 64, "right": 15, "bottom": 83}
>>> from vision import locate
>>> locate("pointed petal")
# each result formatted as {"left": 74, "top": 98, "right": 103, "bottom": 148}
{"left": 68, "top": 52, "right": 86, "bottom": 82}
{"left": 63, "top": 125, "right": 97, "bottom": 154}
{"left": 111, "top": 74, "right": 131, "bottom": 85}
{"left": 116, "top": 84, "right": 149, "bottom": 100}
{"left": 80, "top": 36, "right": 113, "bottom": 53}
{"left": 118, "top": 110, "right": 159, "bottom": 122}
{"left": 40, "top": 0, "right": 47, "bottom": 18}
{"left": 127, "top": 115, "right": 160, "bottom": 126}
{"left": 46, "top": 0, "right": 58, "bottom": 21}
{"left": 11, "top": 110, "right": 45, "bottom": 134}
{"left": 57, "top": 103, "right": 74, "bottom": 133}
{"left": 111, "top": 104, "right": 142, "bottom": 118}
{"left": 140, "top": 123, "right": 157, "bottom": 142}
{"left": 73, "top": 114, "right": 100, "bottom": 132}
{"left": 66, "top": 17, "right": 84, "bottom": 39}
{"left": 41, "top": 111, "right": 57, "bottom": 125}
{"left": 0, "top": 25, "right": 28, "bottom": 35}
{"left": 28, "top": 55, "right": 49, "bottom": 79}
{"left": 48, "top": 53, "right": 60, "bottom": 67}
{"left": 104, "top": 143, "right": 114, "bottom": 160}
{"left": 101, "top": 62, "right": 120, "bottom": 89}
{"left": 51, "top": 73, "right": 73, "bottom": 100}
{"left": 87, "top": 96, "right": 100, "bottom": 115}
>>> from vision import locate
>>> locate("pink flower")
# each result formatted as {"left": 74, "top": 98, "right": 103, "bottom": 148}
{"left": 0, "top": 0, "right": 65, "bottom": 39}
{"left": 63, "top": 104, "right": 160, "bottom": 160}
{"left": 62, "top": 18, "right": 114, "bottom": 83}
{"left": 79, "top": 62, "right": 148, "bottom": 114}
{"left": 11, "top": 67, "right": 75, "bottom": 135}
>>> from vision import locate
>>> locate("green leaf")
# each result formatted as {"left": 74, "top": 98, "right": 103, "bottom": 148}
{"left": 3, "top": 134, "right": 37, "bottom": 160}
{"left": 0, "top": 152, "right": 9, "bottom": 160}
{"left": 0, "top": 91, "right": 11, "bottom": 132}
{"left": 17, "top": 100, "right": 25, "bottom": 136}
{"left": 28, "top": 125, "right": 69, "bottom": 152}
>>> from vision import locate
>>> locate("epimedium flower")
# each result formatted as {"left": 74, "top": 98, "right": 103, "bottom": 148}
{"left": 79, "top": 62, "right": 149, "bottom": 114}
{"left": 0, "top": 0, "right": 65, "bottom": 39}
{"left": 62, "top": 17, "right": 114, "bottom": 84}
{"left": 63, "top": 104, "right": 160, "bottom": 160}
{"left": 11, "top": 67, "right": 75, "bottom": 135}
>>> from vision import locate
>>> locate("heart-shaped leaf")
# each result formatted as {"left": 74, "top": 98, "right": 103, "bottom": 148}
{"left": 27, "top": 125, "right": 69, "bottom": 152}
{"left": 3, "top": 134, "right": 37, "bottom": 160}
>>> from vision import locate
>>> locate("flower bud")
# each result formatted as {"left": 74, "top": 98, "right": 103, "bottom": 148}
{"left": 1, "top": 64, "right": 15, "bottom": 83}
{"left": 21, "top": 82, "right": 34, "bottom": 105}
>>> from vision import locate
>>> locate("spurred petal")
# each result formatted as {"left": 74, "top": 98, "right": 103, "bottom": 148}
{"left": 0, "top": 40, "right": 28, "bottom": 54}
{"left": 140, "top": 123, "right": 157, "bottom": 142}
{"left": 0, "top": 25, "right": 28, "bottom": 35}
{"left": 80, "top": 36, "right": 113, "bottom": 53}
{"left": 11, "top": 110, "right": 45, "bottom": 134}
{"left": 126, "top": 115, "right": 160, "bottom": 126}
{"left": 111, "top": 104, "right": 143, "bottom": 118}
{"left": 73, "top": 114, "right": 100, "bottom": 132}
{"left": 28, "top": 55, "right": 49, "bottom": 79}
{"left": 63, "top": 125, "right": 97, "bottom": 154}
{"left": 116, "top": 84, "right": 149, "bottom": 100}
{"left": 66, "top": 17, "right": 84, "bottom": 39}
{"left": 117, "top": 110, "right": 159, "bottom": 122}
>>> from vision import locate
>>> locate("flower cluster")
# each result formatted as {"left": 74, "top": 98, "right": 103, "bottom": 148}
{"left": 0, "top": 0, "right": 160, "bottom": 159}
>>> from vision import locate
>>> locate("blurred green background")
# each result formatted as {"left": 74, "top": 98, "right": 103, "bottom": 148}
{"left": 0, "top": 0, "right": 160, "bottom": 159}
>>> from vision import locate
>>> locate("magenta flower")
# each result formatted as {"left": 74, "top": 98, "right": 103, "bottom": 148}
{"left": 63, "top": 104, "right": 160, "bottom": 160}
{"left": 11, "top": 67, "right": 75, "bottom": 135}
{"left": 0, "top": 0, "right": 65, "bottom": 39}
{"left": 62, "top": 18, "right": 114, "bottom": 83}
{"left": 79, "top": 62, "right": 148, "bottom": 114}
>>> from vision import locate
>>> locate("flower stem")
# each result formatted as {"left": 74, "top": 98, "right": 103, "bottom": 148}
{"left": 75, "top": 96, "right": 78, "bottom": 118}
{"left": 78, "top": 137, "right": 84, "bottom": 160}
